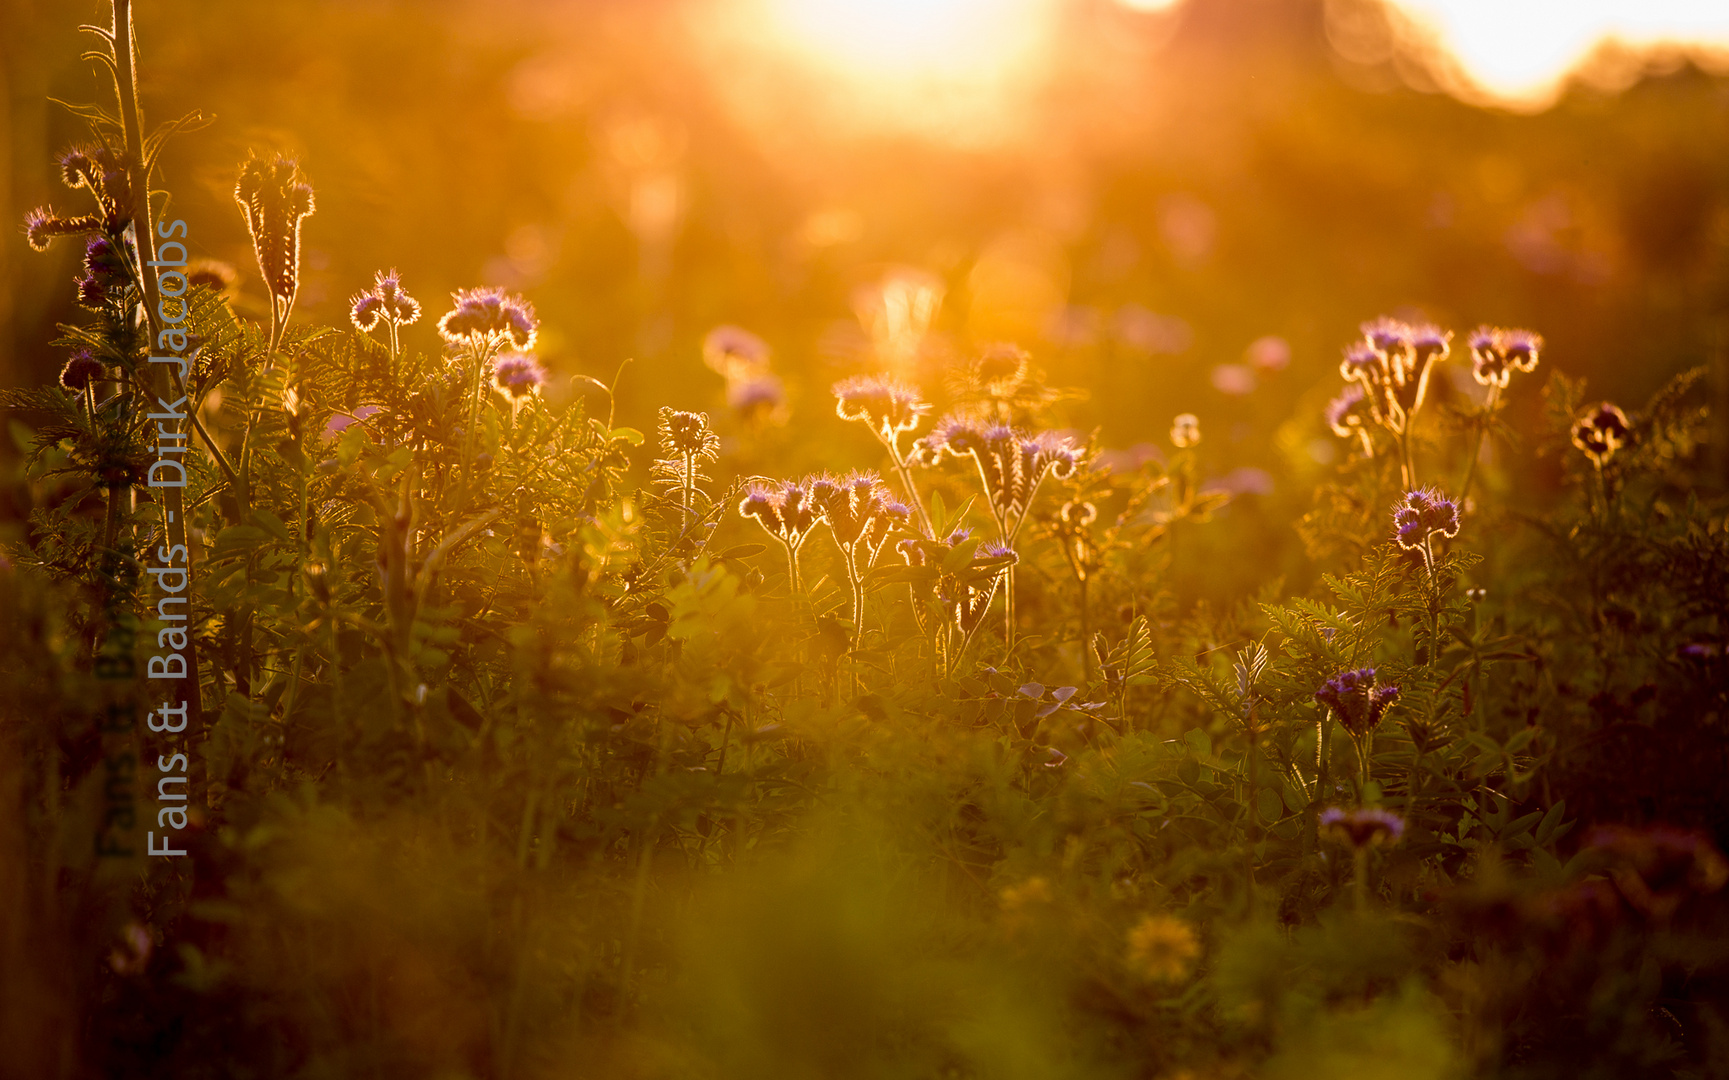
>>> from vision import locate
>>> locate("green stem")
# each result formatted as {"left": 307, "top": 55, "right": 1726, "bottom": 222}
{"left": 1459, "top": 383, "right": 1499, "bottom": 506}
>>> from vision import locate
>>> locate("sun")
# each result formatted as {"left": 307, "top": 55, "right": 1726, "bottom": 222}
{"left": 762, "top": 0, "right": 1050, "bottom": 83}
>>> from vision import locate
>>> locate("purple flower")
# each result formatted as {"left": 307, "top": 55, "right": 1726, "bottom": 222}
{"left": 727, "top": 374, "right": 786, "bottom": 423}
{"left": 437, "top": 286, "right": 538, "bottom": 351}
{"left": 833, "top": 374, "right": 930, "bottom": 442}
{"left": 492, "top": 352, "right": 547, "bottom": 398}
{"left": 1325, "top": 384, "right": 1369, "bottom": 437}
{"left": 739, "top": 478, "right": 821, "bottom": 545}
{"left": 1571, "top": 402, "right": 1629, "bottom": 466}
{"left": 1320, "top": 807, "right": 1405, "bottom": 848}
{"left": 1392, "top": 487, "right": 1461, "bottom": 551}
{"left": 323, "top": 405, "right": 382, "bottom": 440}
{"left": 350, "top": 292, "right": 384, "bottom": 332}
{"left": 703, "top": 324, "right": 771, "bottom": 378}
{"left": 1468, "top": 325, "right": 1543, "bottom": 388}
{"left": 59, "top": 350, "right": 104, "bottom": 392}
{"left": 1315, "top": 668, "right": 1400, "bottom": 736}
{"left": 23, "top": 205, "right": 101, "bottom": 253}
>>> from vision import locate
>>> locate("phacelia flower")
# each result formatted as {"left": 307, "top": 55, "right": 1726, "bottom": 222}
{"left": 59, "top": 350, "right": 105, "bottom": 392}
{"left": 739, "top": 478, "right": 821, "bottom": 549}
{"left": 974, "top": 342, "right": 1030, "bottom": 395}
{"left": 1325, "top": 383, "right": 1374, "bottom": 447}
{"left": 1315, "top": 668, "right": 1400, "bottom": 737}
{"left": 1467, "top": 325, "right": 1543, "bottom": 389}
{"left": 185, "top": 259, "right": 239, "bottom": 295}
{"left": 1320, "top": 807, "right": 1405, "bottom": 849}
{"left": 1170, "top": 413, "right": 1200, "bottom": 449}
{"left": 1125, "top": 914, "right": 1200, "bottom": 983}
{"left": 234, "top": 152, "right": 316, "bottom": 307}
{"left": 24, "top": 205, "right": 102, "bottom": 252}
{"left": 1341, "top": 317, "right": 1451, "bottom": 433}
{"left": 492, "top": 352, "right": 546, "bottom": 398}
{"left": 917, "top": 415, "right": 1082, "bottom": 534}
{"left": 1571, "top": 402, "right": 1630, "bottom": 467}
{"left": 437, "top": 285, "right": 537, "bottom": 351}
{"left": 351, "top": 268, "right": 422, "bottom": 333}
{"left": 1393, "top": 487, "right": 1461, "bottom": 552}
{"left": 834, "top": 374, "right": 930, "bottom": 445}
{"left": 56, "top": 143, "right": 130, "bottom": 229}
{"left": 658, "top": 407, "right": 721, "bottom": 460}
{"left": 727, "top": 374, "right": 787, "bottom": 425}
{"left": 702, "top": 324, "right": 771, "bottom": 380}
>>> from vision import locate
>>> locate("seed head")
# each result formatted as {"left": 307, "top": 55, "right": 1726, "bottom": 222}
{"left": 1315, "top": 667, "right": 1400, "bottom": 736}
{"left": 1320, "top": 807, "right": 1405, "bottom": 849}
{"left": 833, "top": 374, "right": 930, "bottom": 443}
{"left": 234, "top": 152, "right": 316, "bottom": 306}
{"left": 1170, "top": 413, "right": 1201, "bottom": 449}
{"left": 1571, "top": 402, "right": 1630, "bottom": 467}
{"left": 437, "top": 285, "right": 538, "bottom": 351}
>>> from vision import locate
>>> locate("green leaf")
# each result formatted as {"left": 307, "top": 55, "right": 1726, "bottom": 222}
{"left": 610, "top": 426, "right": 645, "bottom": 446}
{"left": 252, "top": 509, "right": 293, "bottom": 544}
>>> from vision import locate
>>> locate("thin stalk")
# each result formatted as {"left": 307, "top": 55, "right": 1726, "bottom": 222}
{"left": 1459, "top": 383, "right": 1500, "bottom": 506}
{"left": 881, "top": 432, "right": 934, "bottom": 536}
{"left": 1352, "top": 846, "right": 1369, "bottom": 912}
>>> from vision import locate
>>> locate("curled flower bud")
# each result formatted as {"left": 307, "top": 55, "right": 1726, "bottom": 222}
{"left": 1571, "top": 402, "right": 1630, "bottom": 467}
{"left": 1325, "top": 383, "right": 1373, "bottom": 443}
{"left": 1468, "top": 325, "right": 1543, "bottom": 389}
{"left": 437, "top": 285, "right": 538, "bottom": 351}
{"left": 833, "top": 374, "right": 930, "bottom": 443}
{"left": 739, "top": 478, "right": 821, "bottom": 548}
{"left": 1170, "top": 413, "right": 1200, "bottom": 449}
{"left": 235, "top": 152, "right": 316, "bottom": 308}
{"left": 350, "top": 292, "right": 384, "bottom": 332}
{"left": 59, "top": 350, "right": 104, "bottom": 392}
{"left": 372, "top": 269, "right": 421, "bottom": 325}
{"left": 1315, "top": 668, "right": 1400, "bottom": 736}
{"left": 1319, "top": 807, "right": 1405, "bottom": 849}
{"left": 919, "top": 414, "right": 1082, "bottom": 535}
{"left": 658, "top": 407, "right": 721, "bottom": 460}
{"left": 1342, "top": 317, "right": 1451, "bottom": 433}
{"left": 492, "top": 352, "right": 547, "bottom": 398}
{"left": 23, "top": 206, "right": 102, "bottom": 252}
{"left": 76, "top": 274, "right": 110, "bottom": 309}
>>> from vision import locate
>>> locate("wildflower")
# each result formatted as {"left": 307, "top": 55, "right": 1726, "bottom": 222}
{"left": 727, "top": 374, "right": 787, "bottom": 425}
{"left": 59, "top": 351, "right": 104, "bottom": 392}
{"left": 1170, "top": 413, "right": 1200, "bottom": 449}
{"left": 1314, "top": 668, "right": 1399, "bottom": 737}
{"left": 185, "top": 259, "right": 239, "bottom": 295}
{"left": 1341, "top": 317, "right": 1451, "bottom": 436}
{"left": 1320, "top": 806, "right": 1405, "bottom": 848}
{"left": 702, "top": 324, "right": 771, "bottom": 379}
{"left": 808, "top": 471, "right": 904, "bottom": 554}
{"left": 23, "top": 205, "right": 101, "bottom": 252}
{"left": 917, "top": 415, "right": 1082, "bottom": 539}
{"left": 437, "top": 285, "right": 538, "bottom": 352}
{"left": 652, "top": 407, "right": 721, "bottom": 514}
{"left": 76, "top": 273, "right": 110, "bottom": 309}
{"left": 1392, "top": 487, "right": 1460, "bottom": 552}
{"left": 234, "top": 152, "right": 315, "bottom": 311}
{"left": 1467, "top": 325, "right": 1543, "bottom": 389}
{"left": 351, "top": 268, "right": 422, "bottom": 332}
{"left": 1125, "top": 914, "right": 1200, "bottom": 983}
{"left": 1325, "top": 383, "right": 1374, "bottom": 453}
{"left": 56, "top": 143, "right": 130, "bottom": 229}
{"left": 83, "top": 236, "right": 127, "bottom": 284}
{"left": 1571, "top": 402, "right": 1630, "bottom": 467}
{"left": 740, "top": 478, "right": 823, "bottom": 589}
{"left": 833, "top": 374, "right": 930, "bottom": 443}
{"left": 492, "top": 352, "right": 546, "bottom": 398}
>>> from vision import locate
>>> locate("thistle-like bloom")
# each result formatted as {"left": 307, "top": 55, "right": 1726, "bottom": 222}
{"left": 739, "top": 479, "right": 821, "bottom": 550}
{"left": 652, "top": 407, "right": 721, "bottom": 512}
{"left": 59, "top": 350, "right": 104, "bottom": 392}
{"left": 1170, "top": 413, "right": 1200, "bottom": 449}
{"left": 234, "top": 152, "right": 316, "bottom": 308}
{"left": 809, "top": 472, "right": 899, "bottom": 548}
{"left": 350, "top": 268, "right": 422, "bottom": 332}
{"left": 834, "top": 374, "right": 930, "bottom": 443}
{"left": 1571, "top": 402, "right": 1630, "bottom": 467}
{"left": 916, "top": 415, "right": 1082, "bottom": 537}
{"left": 492, "top": 352, "right": 546, "bottom": 398}
{"left": 702, "top": 324, "right": 771, "bottom": 379}
{"left": 1315, "top": 668, "right": 1400, "bottom": 737}
{"left": 1467, "top": 325, "right": 1543, "bottom": 389}
{"left": 1393, "top": 487, "right": 1460, "bottom": 552}
{"left": 1319, "top": 807, "right": 1405, "bottom": 848}
{"left": 1125, "top": 914, "right": 1200, "bottom": 983}
{"left": 436, "top": 286, "right": 538, "bottom": 352}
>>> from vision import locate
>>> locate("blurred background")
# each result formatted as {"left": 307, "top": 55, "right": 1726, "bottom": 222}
{"left": 4, "top": 0, "right": 1728, "bottom": 505}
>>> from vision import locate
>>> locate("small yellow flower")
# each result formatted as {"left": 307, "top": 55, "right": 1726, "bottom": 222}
{"left": 1126, "top": 913, "right": 1200, "bottom": 983}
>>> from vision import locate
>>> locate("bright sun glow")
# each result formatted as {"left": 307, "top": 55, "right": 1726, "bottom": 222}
{"left": 763, "top": 0, "right": 1050, "bottom": 83}
{"left": 1385, "top": 0, "right": 1729, "bottom": 107}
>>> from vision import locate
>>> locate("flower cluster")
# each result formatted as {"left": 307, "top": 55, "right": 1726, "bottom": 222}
{"left": 1319, "top": 807, "right": 1405, "bottom": 849}
{"left": 915, "top": 415, "right": 1082, "bottom": 538}
{"left": 24, "top": 144, "right": 131, "bottom": 253}
{"left": 437, "top": 286, "right": 538, "bottom": 352}
{"left": 1393, "top": 487, "right": 1461, "bottom": 552}
{"left": 808, "top": 472, "right": 909, "bottom": 560}
{"left": 703, "top": 325, "right": 786, "bottom": 426}
{"left": 1338, "top": 316, "right": 1451, "bottom": 435}
{"left": 234, "top": 152, "right": 316, "bottom": 309}
{"left": 350, "top": 268, "right": 423, "bottom": 334}
{"left": 1315, "top": 668, "right": 1400, "bottom": 737}
{"left": 59, "top": 350, "right": 105, "bottom": 393}
{"left": 739, "top": 480, "right": 824, "bottom": 589}
{"left": 75, "top": 236, "right": 131, "bottom": 310}
{"left": 1467, "top": 325, "right": 1542, "bottom": 389}
{"left": 492, "top": 352, "right": 547, "bottom": 399}
{"left": 1571, "top": 402, "right": 1630, "bottom": 467}
{"left": 898, "top": 527, "right": 1017, "bottom": 639}
{"left": 834, "top": 374, "right": 930, "bottom": 445}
